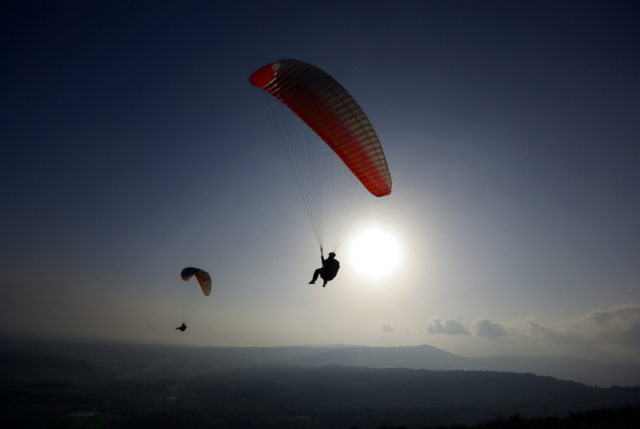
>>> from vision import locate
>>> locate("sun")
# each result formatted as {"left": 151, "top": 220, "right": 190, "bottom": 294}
{"left": 347, "top": 227, "right": 401, "bottom": 279}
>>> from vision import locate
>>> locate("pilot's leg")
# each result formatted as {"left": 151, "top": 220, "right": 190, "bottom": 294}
{"left": 309, "top": 268, "right": 322, "bottom": 284}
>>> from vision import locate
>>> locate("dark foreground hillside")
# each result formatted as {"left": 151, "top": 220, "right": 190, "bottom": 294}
{"left": 381, "top": 408, "right": 640, "bottom": 429}
{"left": 2, "top": 351, "right": 640, "bottom": 428}
{"left": 45, "top": 407, "right": 640, "bottom": 429}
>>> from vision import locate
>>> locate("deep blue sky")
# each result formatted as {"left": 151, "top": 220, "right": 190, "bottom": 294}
{"left": 1, "top": 1, "right": 639, "bottom": 364}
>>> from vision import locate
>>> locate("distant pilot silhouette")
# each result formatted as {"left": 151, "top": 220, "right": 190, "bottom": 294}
{"left": 176, "top": 322, "right": 187, "bottom": 332}
{"left": 309, "top": 248, "right": 340, "bottom": 287}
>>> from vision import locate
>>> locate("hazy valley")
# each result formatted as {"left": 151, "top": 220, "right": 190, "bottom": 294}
{"left": 2, "top": 338, "right": 639, "bottom": 428}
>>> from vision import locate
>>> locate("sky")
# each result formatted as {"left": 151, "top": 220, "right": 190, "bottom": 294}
{"left": 1, "top": 1, "right": 639, "bottom": 366}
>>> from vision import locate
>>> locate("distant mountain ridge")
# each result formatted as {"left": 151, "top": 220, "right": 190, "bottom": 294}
{"left": 277, "top": 345, "right": 640, "bottom": 387}
{"left": 2, "top": 337, "right": 639, "bottom": 387}
{"left": 111, "top": 343, "right": 639, "bottom": 387}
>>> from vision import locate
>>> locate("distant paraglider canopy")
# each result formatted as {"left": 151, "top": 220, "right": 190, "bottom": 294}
{"left": 181, "top": 267, "right": 212, "bottom": 296}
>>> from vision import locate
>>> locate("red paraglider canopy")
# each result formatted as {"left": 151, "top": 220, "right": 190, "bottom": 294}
{"left": 250, "top": 59, "right": 391, "bottom": 197}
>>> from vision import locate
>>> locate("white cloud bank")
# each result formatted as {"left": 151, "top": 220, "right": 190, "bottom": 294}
{"left": 425, "top": 304, "right": 640, "bottom": 364}
{"left": 381, "top": 325, "right": 410, "bottom": 334}
{"left": 473, "top": 318, "right": 509, "bottom": 338}
{"left": 426, "top": 317, "right": 469, "bottom": 335}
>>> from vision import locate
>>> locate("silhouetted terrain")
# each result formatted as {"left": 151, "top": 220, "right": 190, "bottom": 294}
{"left": 1, "top": 338, "right": 640, "bottom": 428}
{"left": 4, "top": 337, "right": 637, "bottom": 386}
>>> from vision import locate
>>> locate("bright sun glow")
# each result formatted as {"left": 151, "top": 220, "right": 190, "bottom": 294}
{"left": 348, "top": 227, "right": 401, "bottom": 279}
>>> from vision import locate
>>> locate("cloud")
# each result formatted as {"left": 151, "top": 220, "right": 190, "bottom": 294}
{"left": 380, "top": 325, "right": 410, "bottom": 334}
{"left": 569, "top": 304, "right": 640, "bottom": 346}
{"left": 519, "top": 304, "right": 640, "bottom": 345}
{"left": 526, "top": 321, "right": 558, "bottom": 340}
{"left": 508, "top": 304, "right": 640, "bottom": 363}
{"left": 424, "top": 304, "right": 640, "bottom": 364}
{"left": 427, "top": 317, "right": 469, "bottom": 335}
{"left": 518, "top": 320, "right": 584, "bottom": 348}
{"left": 473, "top": 318, "right": 508, "bottom": 338}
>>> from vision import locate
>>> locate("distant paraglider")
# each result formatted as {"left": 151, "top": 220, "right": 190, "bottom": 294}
{"left": 181, "top": 267, "right": 212, "bottom": 296}
{"left": 176, "top": 268, "right": 210, "bottom": 332}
